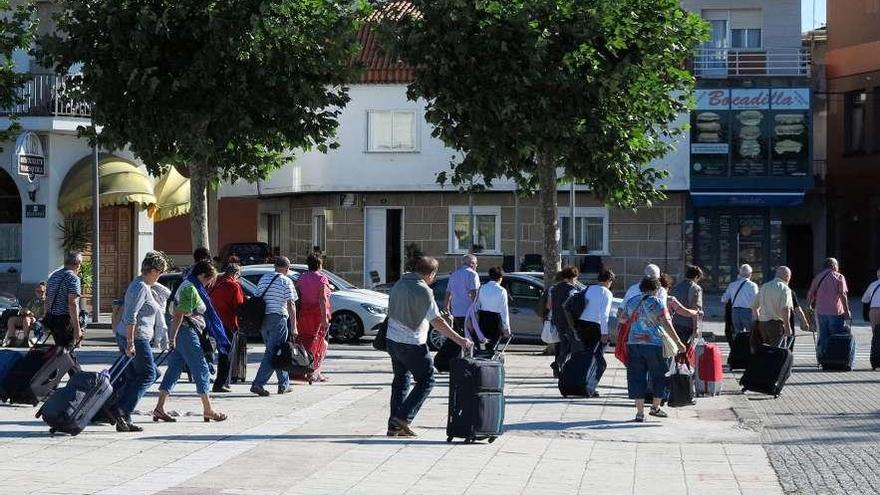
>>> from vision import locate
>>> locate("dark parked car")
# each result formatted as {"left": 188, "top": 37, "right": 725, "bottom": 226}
{"left": 427, "top": 272, "right": 620, "bottom": 351}
{"left": 157, "top": 272, "right": 261, "bottom": 338}
{"left": 216, "top": 242, "right": 273, "bottom": 265}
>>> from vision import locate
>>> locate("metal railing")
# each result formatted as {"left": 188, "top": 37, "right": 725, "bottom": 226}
{"left": 0, "top": 74, "right": 92, "bottom": 118}
{"left": 693, "top": 48, "right": 811, "bottom": 78}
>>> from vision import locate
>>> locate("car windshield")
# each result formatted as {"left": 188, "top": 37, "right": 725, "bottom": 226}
{"left": 0, "top": 294, "right": 19, "bottom": 310}
{"left": 288, "top": 268, "right": 356, "bottom": 292}
{"left": 231, "top": 244, "right": 268, "bottom": 258}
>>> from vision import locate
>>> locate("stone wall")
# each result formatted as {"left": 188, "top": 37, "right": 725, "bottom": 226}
{"left": 261, "top": 191, "right": 686, "bottom": 294}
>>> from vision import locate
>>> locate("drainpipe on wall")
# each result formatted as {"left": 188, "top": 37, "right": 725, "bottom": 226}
{"left": 569, "top": 181, "right": 575, "bottom": 267}
{"left": 514, "top": 191, "right": 520, "bottom": 269}
{"left": 468, "top": 189, "right": 474, "bottom": 253}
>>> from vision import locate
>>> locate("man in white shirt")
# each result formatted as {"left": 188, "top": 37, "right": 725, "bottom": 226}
{"left": 721, "top": 264, "right": 759, "bottom": 336}
{"left": 577, "top": 269, "right": 615, "bottom": 349}
{"left": 862, "top": 268, "right": 880, "bottom": 328}
{"left": 251, "top": 256, "right": 298, "bottom": 397}
{"left": 473, "top": 267, "right": 512, "bottom": 351}
{"left": 623, "top": 264, "right": 667, "bottom": 304}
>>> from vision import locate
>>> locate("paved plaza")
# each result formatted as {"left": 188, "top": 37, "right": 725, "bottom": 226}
{"left": 1, "top": 322, "right": 879, "bottom": 494}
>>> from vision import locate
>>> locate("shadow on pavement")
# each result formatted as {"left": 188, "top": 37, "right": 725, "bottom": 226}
{"left": 505, "top": 419, "right": 659, "bottom": 431}
{"left": 132, "top": 433, "right": 449, "bottom": 445}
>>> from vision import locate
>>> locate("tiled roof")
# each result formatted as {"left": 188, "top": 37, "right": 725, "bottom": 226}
{"left": 355, "top": 1, "right": 419, "bottom": 84}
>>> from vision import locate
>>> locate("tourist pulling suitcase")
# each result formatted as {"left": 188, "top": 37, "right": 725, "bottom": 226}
{"left": 92, "top": 349, "right": 169, "bottom": 425}
{"left": 446, "top": 335, "right": 510, "bottom": 444}
{"left": 739, "top": 337, "right": 793, "bottom": 398}
{"left": 0, "top": 344, "right": 77, "bottom": 405}
{"left": 558, "top": 342, "right": 606, "bottom": 398}
{"left": 37, "top": 355, "right": 132, "bottom": 435}
{"left": 819, "top": 327, "right": 856, "bottom": 371}
{"left": 727, "top": 331, "right": 752, "bottom": 370}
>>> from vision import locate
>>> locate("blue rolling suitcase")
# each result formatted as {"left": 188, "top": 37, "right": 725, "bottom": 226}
{"left": 446, "top": 336, "right": 510, "bottom": 444}
{"left": 820, "top": 332, "right": 856, "bottom": 371}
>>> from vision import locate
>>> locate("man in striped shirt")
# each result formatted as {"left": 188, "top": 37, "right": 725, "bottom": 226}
{"left": 250, "top": 256, "right": 298, "bottom": 396}
{"left": 44, "top": 252, "right": 84, "bottom": 348}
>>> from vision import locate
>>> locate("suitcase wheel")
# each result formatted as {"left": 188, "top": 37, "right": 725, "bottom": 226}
{"left": 464, "top": 437, "right": 474, "bottom": 444}
{"left": 488, "top": 437, "right": 497, "bottom": 444}
{"left": 48, "top": 428, "right": 55, "bottom": 435}
{"left": 446, "top": 437, "right": 453, "bottom": 444}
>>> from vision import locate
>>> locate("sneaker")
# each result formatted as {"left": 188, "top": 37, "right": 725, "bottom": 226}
{"left": 250, "top": 385, "right": 270, "bottom": 397}
{"left": 277, "top": 386, "right": 293, "bottom": 395}
{"left": 212, "top": 386, "right": 232, "bottom": 393}
{"left": 126, "top": 422, "right": 143, "bottom": 432}
{"left": 115, "top": 421, "right": 130, "bottom": 432}
{"left": 390, "top": 417, "right": 417, "bottom": 437}
{"left": 649, "top": 407, "right": 668, "bottom": 418}
{"left": 634, "top": 413, "right": 645, "bottom": 423}
{"left": 386, "top": 428, "right": 402, "bottom": 437}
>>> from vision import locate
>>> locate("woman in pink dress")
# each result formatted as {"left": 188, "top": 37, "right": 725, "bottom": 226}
{"left": 296, "top": 253, "right": 331, "bottom": 382}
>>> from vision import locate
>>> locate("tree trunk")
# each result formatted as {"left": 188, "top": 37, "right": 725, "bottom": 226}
{"left": 189, "top": 162, "right": 210, "bottom": 252}
{"left": 537, "top": 153, "right": 561, "bottom": 288}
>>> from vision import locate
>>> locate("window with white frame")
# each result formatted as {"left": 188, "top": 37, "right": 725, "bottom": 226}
{"left": 448, "top": 206, "right": 501, "bottom": 254}
{"left": 312, "top": 209, "right": 327, "bottom": 253}
{"left": 558, "top": 207, "right": 609, "bottom": 255}
{"left": 703, "top": 9, "right": 762, "bottom": 49}
{"left": 367, "top": 110, "right": 417, "bottom": 152}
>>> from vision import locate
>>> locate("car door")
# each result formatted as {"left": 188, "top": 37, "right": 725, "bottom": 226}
{"left": 503, "top": 277, "right": 543, "bottom": 339}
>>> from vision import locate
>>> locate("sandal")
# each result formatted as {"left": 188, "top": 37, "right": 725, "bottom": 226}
{"left": 649, "top": 407, "right": 668, "bottom": 418}
{"left": 203, "top": 411, "right": 227, "bottom": 423}
{"left": 152, "top": 409, "right": 176, "bottom": 423}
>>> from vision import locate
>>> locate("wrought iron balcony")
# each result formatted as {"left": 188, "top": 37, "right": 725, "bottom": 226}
{"left": 692, "top": 48, "right": 811, "bottom": 78}
{"left": 0, "top": 74, "right": 92, "bottom": 118}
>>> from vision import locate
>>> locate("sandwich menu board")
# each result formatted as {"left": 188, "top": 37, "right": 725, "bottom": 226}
{"left": 691, "top": 87, "right": 811, "bottom": 178}
{"left": 691, "top": 89, "right": 731, "bottom": 176}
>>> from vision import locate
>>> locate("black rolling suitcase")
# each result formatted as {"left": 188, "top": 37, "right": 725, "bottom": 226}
{"left": 727, "top": 331, "right": 752, "bottom": 370}
{"left": 819, "top": 331, "right": 856, "bottom": 371}
{"left": 37, "top": 356, "right": 131, "bottom": 435}
{"left": 446, "top": 336, "right": 509, "bottom": 444}
{"left": 740, "top": 338, "right": 793, "bottom": 398}
{"left": 558, "top": 343, "right": 606, "bottom": 398}
{"left": 0, "top": 345, "right": 76, "bottom": 405}
{"left": 229, "top": 331, "right": 248, "bottom": 383}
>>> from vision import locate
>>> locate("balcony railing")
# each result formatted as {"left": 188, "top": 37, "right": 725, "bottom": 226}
{"left": 692, "top": 48, "right": 811, "bottom": 78}
{"left": 0, "top": 74, "right": 92, "bottom": 118}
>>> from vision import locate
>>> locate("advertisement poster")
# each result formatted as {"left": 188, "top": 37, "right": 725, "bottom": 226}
{"left": 769, "top": 88, "right": 810, "bottom": 176}
{"left": 731, "top": 89, "right": 769, "bottom": 176}
{"left": 691, "top": 89, "right": 730, "bottom": 176}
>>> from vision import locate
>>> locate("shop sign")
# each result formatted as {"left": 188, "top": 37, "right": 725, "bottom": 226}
{"left": 770, "top": 88, "right": 810, "bottom": 110}
{"left": 25, "top": 204, "right": 46, "bottom": 218}
{"left": 14, "top": 132, "right": 46, "bottom": 177}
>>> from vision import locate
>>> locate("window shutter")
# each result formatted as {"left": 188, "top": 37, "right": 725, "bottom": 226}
{"left": 730, "top": 9, "right": 762, "bottom": 30}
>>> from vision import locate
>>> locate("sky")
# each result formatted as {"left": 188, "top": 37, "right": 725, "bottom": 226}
{"left": 802, "top": 0, "right": 827, "bottom": 32}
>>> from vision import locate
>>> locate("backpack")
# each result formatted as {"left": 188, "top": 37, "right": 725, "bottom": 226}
{"left": 237, "top": 274, "right": 280, "bottom": 335}
{"left": 562, "top": 287, "right": 588, "bottom": 331}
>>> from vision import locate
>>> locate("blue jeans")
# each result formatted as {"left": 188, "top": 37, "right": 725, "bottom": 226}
{"left": 817, "top": 314, "right": 846, "bottom": 359}
{"left": 626, "top": 344, "right": 668, "bottom": 400}
{"left": 160, "top": 325, "right": 211, "bottom": 395}
{"left": 253, "top": 314, "right": 290, "bottom": 389}
{"left": 387, "top": 340, "right": 435, "bottom": 428}
{"left": 732, "top": 308, "right": 753, "bottom": 335}
{"left": 114, "top": 335, "right": 157, "bottom": 418}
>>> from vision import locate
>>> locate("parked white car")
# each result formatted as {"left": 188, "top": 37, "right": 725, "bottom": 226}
{"left": 240, "top": 264, "right": 388, "bottom": 343}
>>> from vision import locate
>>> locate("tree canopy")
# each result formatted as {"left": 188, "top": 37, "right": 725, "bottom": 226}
{"left": 0, "top": 0, "right": 36, "bottom": 146}
{"left": 381, "top": 0, "right": 707, "bottom": 204}
{"left": 39, "top": 0, "right": 366, "bottom": 248}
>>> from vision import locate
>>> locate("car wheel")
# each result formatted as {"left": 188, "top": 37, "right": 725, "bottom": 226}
{"left": 427, "top": 327, "right": 447, "bottom": 351}
{"left": 330, "top": 311, "right": 363, "bottom": 343}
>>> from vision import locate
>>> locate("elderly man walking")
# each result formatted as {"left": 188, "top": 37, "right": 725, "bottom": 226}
{"left": 435, "top": 255, "right": 479, "bottom": 370}
{"left": 751, "top": 267, "right": 794, "bottom": 351}
{"left": 722, "top": 264, "right": 759, "bottom": 337}
{"left": 807, "top": 258, "right": 851, "bottom": 359}
{"left": 44, "top": 252, "right": 84, "bottom": 349}
{"left": 387, "top": 257, "right": 472, "bottom": 437}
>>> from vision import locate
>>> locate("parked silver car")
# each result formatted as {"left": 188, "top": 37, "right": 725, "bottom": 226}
{"left": 427, "top": 272, "right": 621, "bottom": 350}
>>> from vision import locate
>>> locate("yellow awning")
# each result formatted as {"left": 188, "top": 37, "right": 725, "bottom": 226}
{"left": 58, "top": 154, "right": 156, "bottom": 216}
{"left": 148, "top": 166, "right": 191, "bottom": 222}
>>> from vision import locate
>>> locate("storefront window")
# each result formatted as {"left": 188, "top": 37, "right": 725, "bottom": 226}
{"left": 695, "top": 210, "right": 769, "bottom": 291}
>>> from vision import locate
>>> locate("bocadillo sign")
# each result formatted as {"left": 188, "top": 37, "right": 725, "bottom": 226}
{"left": 691, "top": 88, "right": 810, "bottom": 177}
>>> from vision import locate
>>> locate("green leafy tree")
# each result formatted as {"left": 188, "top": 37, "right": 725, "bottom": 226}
{"left": 381, "top": 0, "right": 706, "bottom": 284}
{"left": 38, "top": 1, "right": 365, "bottom": 250}
{"left": 0, "top": 1, "right": 36, "bottom": 146}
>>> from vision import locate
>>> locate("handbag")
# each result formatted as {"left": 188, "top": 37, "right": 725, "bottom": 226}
{"left": 667, "top": 361, "right": 695, "bottom": 408}
{"left": 660, "top": 328, "right": 678, "bottom": 359}
{"left": 615, "top": 297, "right": 647, "bottom": 366}
{"left": 541, "top": 318, "right": 560, "bottom": 344}
{"left": 372, "top": 318, "right": 388, "bottom": 352}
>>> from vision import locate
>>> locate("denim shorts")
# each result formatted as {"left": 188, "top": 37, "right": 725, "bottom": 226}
{"left": 626, "top": 344, "right": 668, "bottom": 400}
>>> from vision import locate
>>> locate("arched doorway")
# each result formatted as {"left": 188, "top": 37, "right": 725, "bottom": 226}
{"left": 0, "top": 169, "right": 22, "bottom": 264}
